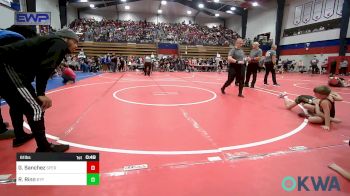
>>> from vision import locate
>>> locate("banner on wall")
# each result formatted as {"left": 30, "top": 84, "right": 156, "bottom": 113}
{"left": 158, "top": 43, "right": 179, "bottom": 55}
{"left": 14, "top": 12, "right": 51, "bottom": 25}
{"left": 303, "top": 2, "right": 313, "bottom": 23}
{"left": 293, "top": 5, "right": 303, "bottom": 25}
{"left": 336, "top": 0, "right": 344, "bottom": 16}
{"left": 312, "top": 0, "right": 323, "bottom": 21}
{"left": 324, "top": 0, "right": 336, "bottom": 18}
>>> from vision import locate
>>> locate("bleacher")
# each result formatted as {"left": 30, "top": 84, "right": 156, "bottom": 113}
{"left": 76, "top": 42, "right": 157, "bottom": 57}
{"left": 76, "top": 42, "right": 250, "bottom": 58}
{"left": 179, "top": 45, "right": 250, "bottom": 59}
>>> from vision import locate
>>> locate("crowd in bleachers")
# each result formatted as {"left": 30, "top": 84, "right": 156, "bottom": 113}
{"left": 68, "top": 18, "right": 239, "bottom": 46}
{"left": 60, "top": 52, "right": 229, "bottom": 73}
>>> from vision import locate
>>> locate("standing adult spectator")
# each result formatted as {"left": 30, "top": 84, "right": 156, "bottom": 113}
{"left": 339, "top": 59, "right": 348, "bottom": 76}
{"left": 310, "top": 56, "right": 319, "bottom": 74}
{"left": 263, "top": 45, "right": 279, "bottom": 86}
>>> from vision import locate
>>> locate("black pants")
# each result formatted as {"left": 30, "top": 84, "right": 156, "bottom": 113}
{"left": 245, "top": 63, "right": 258, "bottom": 87}
{"left": 222, "top": 63, "right": 245, "bottom": 95}
{"left": 312, "top": 65, "right": 318, "bottom": 74}
{"left": 118, "top": 64, "right": 124, "bottom": 72}
{"left": 144, "top": 62, "right": 151, "bottom": 76}
{"left": 339, "top": 67, "right": 348, "bottom": 75}
{"left": 62, "top": 75, "right": 75, "bottom": 84}
{"left": 0, "top": 98, "right": 25, "bottom": 136}
{"left": 10, "top": 107, "right": 25, "bottom": 138}
{"left": 264, "top": 62, "right": 278, "bottom": 85}
{"left": 0, "top": 64, "right": 50, "bottom": 149}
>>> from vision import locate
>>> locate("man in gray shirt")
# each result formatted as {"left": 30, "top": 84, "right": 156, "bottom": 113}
{"left": 310, "top": 56, "right": 319, "bottom": 74}
{"left": 245, "top": 42, "right": 262, "bottom": 88}
{"left": 221, "top": 38, "right": 246, "bottom": 97}
{"left": 264, "top": 44, "right": 279, "bottom": 85}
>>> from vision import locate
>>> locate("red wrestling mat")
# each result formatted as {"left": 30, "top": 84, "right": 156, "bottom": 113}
{"left": 0, "top": 72, "right": 349, "bottom": 195}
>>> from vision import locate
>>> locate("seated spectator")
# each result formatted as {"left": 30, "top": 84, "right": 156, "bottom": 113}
{"left": 69, "top": 18, "right": 239, "bottom": 46}
{"left": 61, "top": 64, "right": 76, "bottom": 85}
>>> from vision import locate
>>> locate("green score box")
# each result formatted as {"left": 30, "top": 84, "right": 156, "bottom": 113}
{"left": 87, "top": 174, "right": 100, "bottom": 185}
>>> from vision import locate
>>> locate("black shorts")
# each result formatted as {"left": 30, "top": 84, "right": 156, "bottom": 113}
{"left": 295, "top": 95, "right": 315, "bottom": 104}
{"left": 62, "top": 75, "right": 75, "bottom": 84}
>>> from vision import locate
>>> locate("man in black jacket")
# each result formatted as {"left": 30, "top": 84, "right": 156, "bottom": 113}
{"left": 0, "top": 25, "right": 37, "bottom": 146}
{"left": 0, "top": 29, "right": 78, "bottom": 152}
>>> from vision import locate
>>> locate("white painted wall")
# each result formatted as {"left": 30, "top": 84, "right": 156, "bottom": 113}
{"left": 19, "top": 0, "right": 26, "bottom": 11}
{"left": 67, "top": 6, "right": 77, "bottom": 25}
{"left": 226, "top": 15, "right": 242, "bottom": 35}
{"left": 195, "top": 13, "right": 223, "bottom": 27}
{"left": 0, "top": 4, "right": 15, "bottom": 28}
{"left": 80, "top": 7, "right": 118, "bottom": 21}
{"left": 246, "top": 0, "right": 277, "bottom": 41}
{"left": 36, "top": 0, "right": 60, "bottom": 30}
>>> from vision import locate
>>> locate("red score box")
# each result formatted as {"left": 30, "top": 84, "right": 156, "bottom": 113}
{"left": 87, "top": 161, "right": 99, "bottom": 173}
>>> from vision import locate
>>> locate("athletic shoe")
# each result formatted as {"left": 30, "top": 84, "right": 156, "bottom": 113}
{"left": 273, "top": 83, "right": 280, "bottom": 86}
{"left": 278, "top": 92, "right": 287, "bottom": 98}
{"left": 238, "top": 94, "right": 245, "bottom": 98}
{"left": 250, "top": 85, "right": 255, "bottom": 88}
{"left": 13, "top": 133, "right": 34, "bottom": 147}
{"left": 244, "top": 83, "right": 249, "bottom": 87}
{"left": 221, "top": 87, "right": 226, "bottom": 94}
{"left": 264, "top": 83, "right": 269, "bottom": 85}
{"left": 36, "top": 143, "right": 69, "bottom": 152}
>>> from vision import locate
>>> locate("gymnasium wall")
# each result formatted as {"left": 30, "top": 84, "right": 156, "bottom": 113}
{"left": 67, "top": 5, "right": 78, "bottom": 25}
{"left": 0, "top": 4, "right": 15, "bottom": 28}
{"left": 246, "top": 0, "right": 277, "bottom": 41}
{"left": 279, "top": 0, "right": 349, "bottom": 67}
{"left": 36, "top": 0, "right": 61, "bottom": 30}
{"left": 195, "top": 13, "right": 224, "bottom": 28}
{"left": 283, "top": 0, "right": 342, "bottom": 29}
{"left": 79, "top": 6, "right": 118, "bottom": 21}
{"left": 226, "top": 14, "right": 242, "bottom": 35}
{"left": 280, "top": 0, "right": 343, "bottom": 45}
